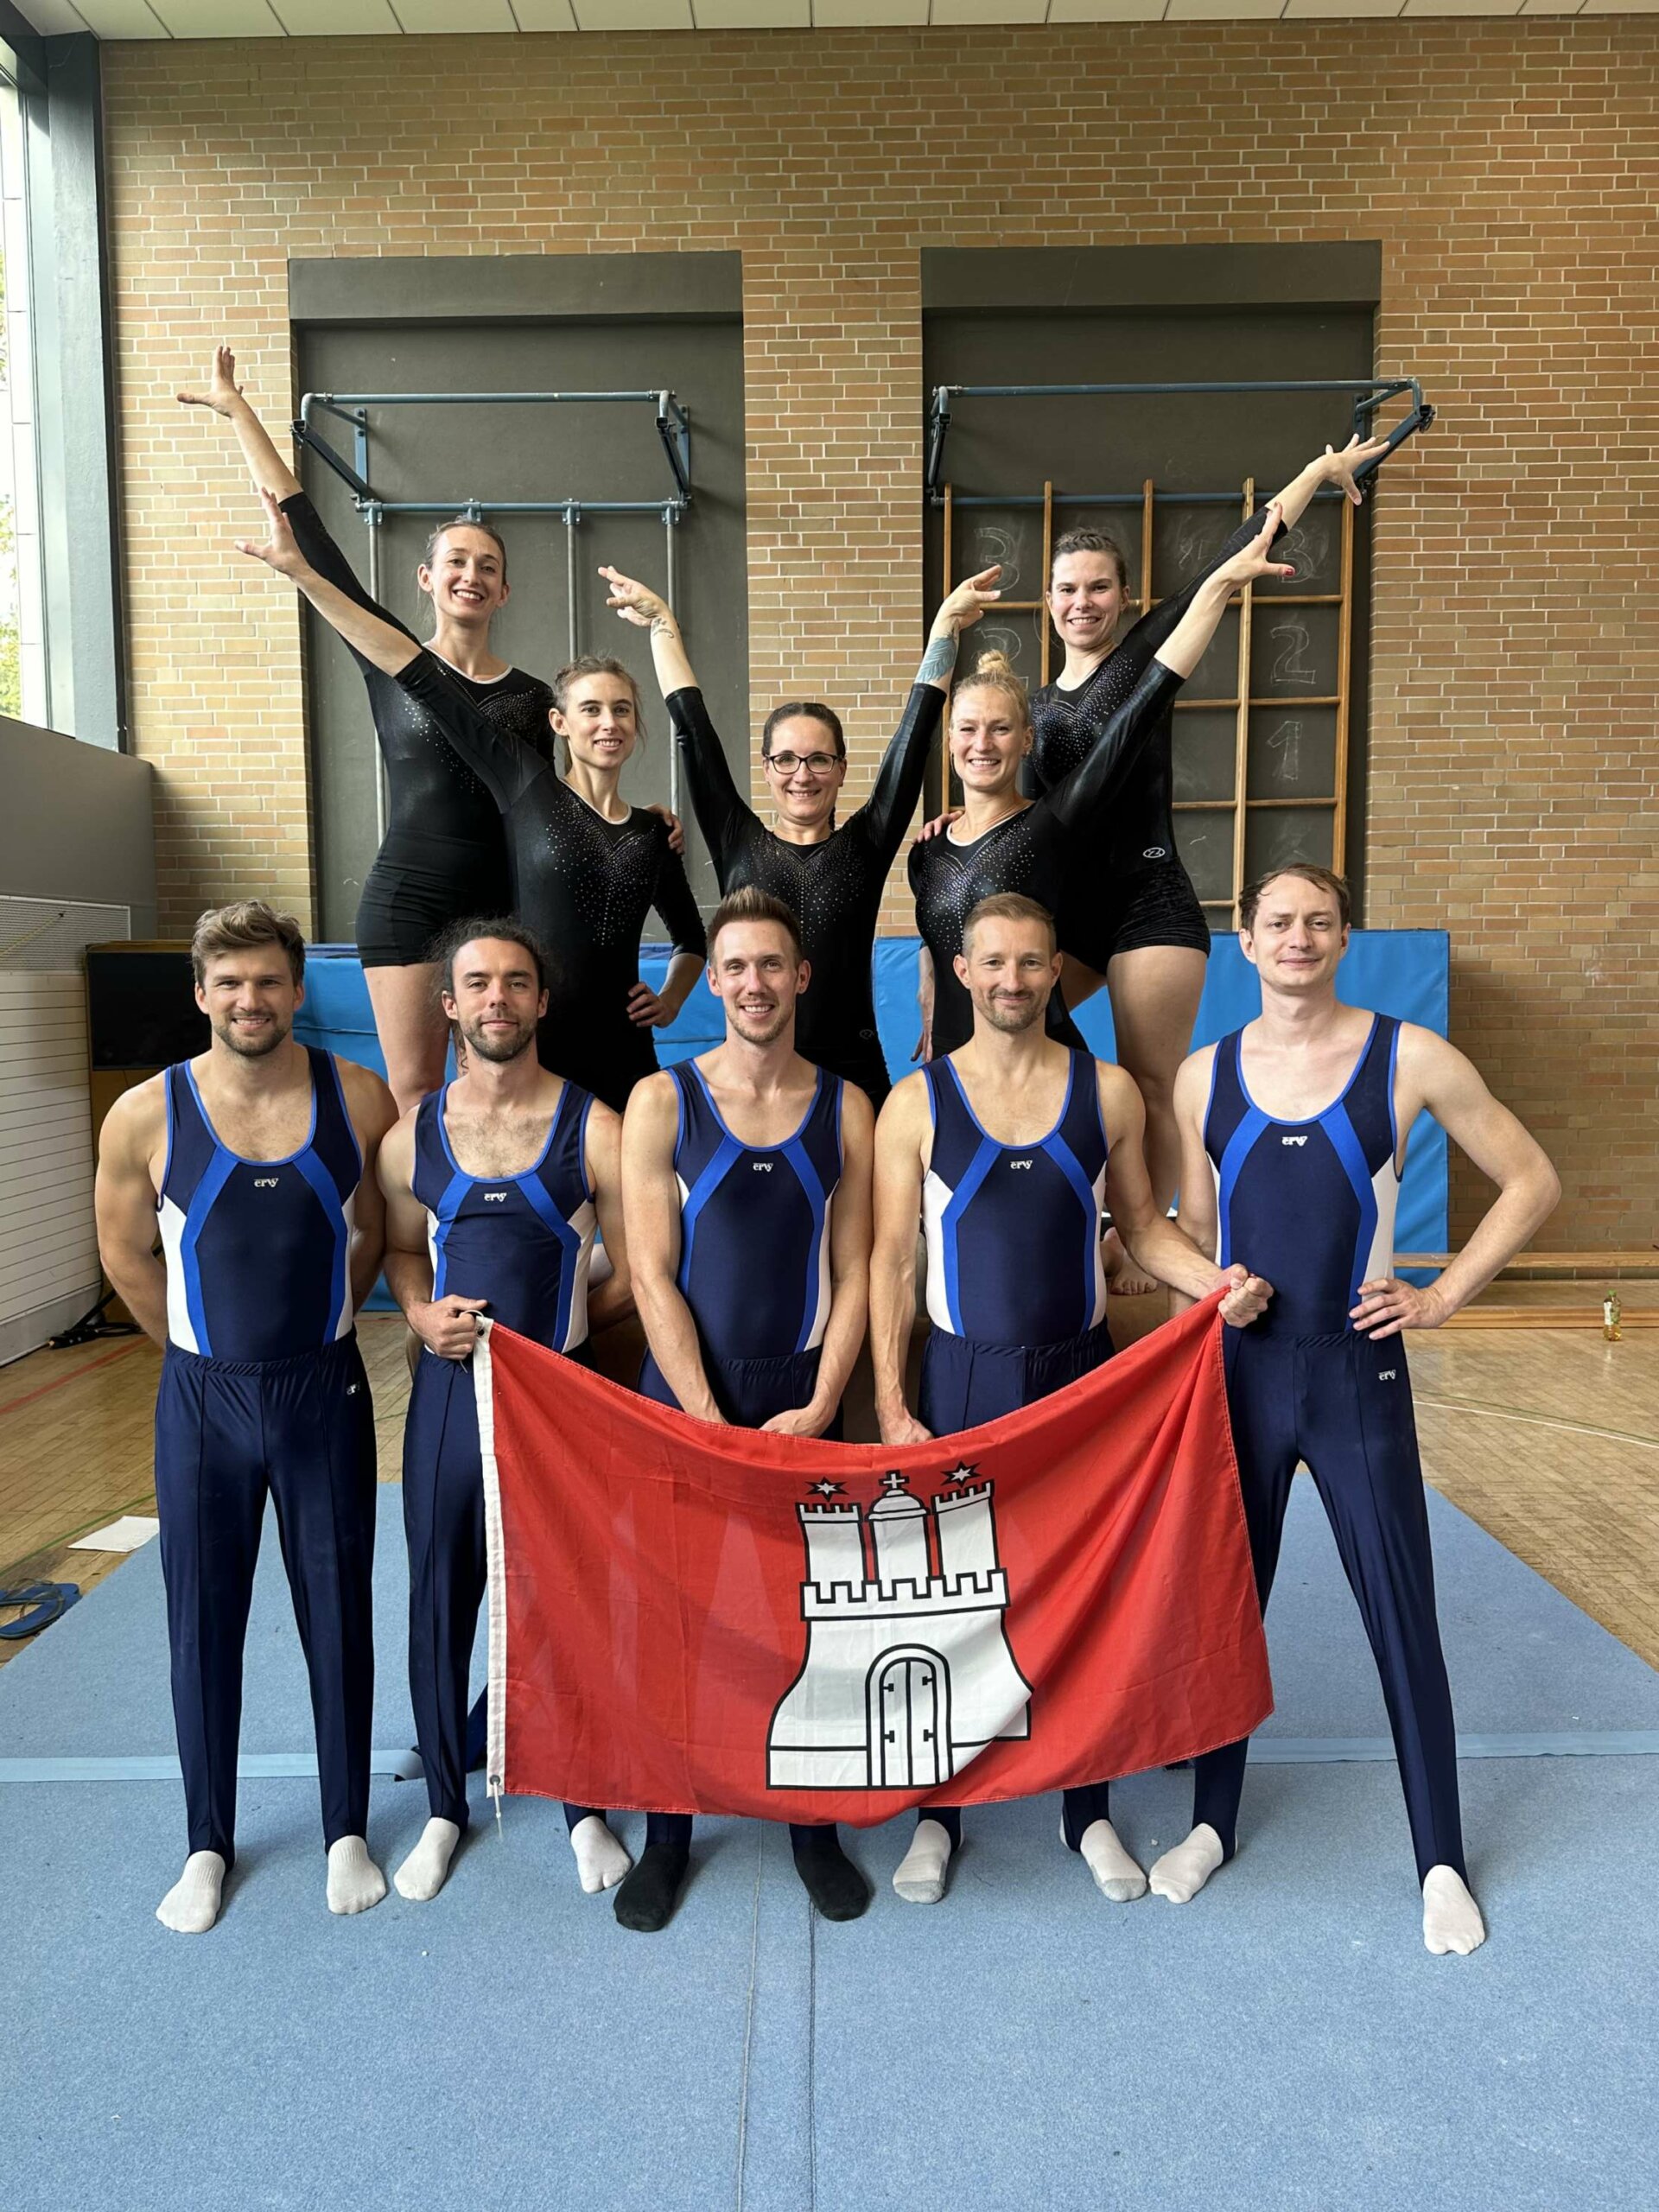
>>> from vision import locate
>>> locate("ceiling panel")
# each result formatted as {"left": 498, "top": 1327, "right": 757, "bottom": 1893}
{"left": 65, "top": 0, "right": 170, "bottom": 28}
{"left": 389, "top": 0, "right": 523, "bottom": 25}
{"left": 693, "top": 0, "right": 810, "bottom": 22}
{"left": 273, "top": 0, "right": 400, "bottom": 28}
{"left": 510, "top": 0, "right": 582, "bottom": 27}
{"left": 811, "top": 0, "right": 929, "bottom": 19}
{"left": 570, "top": 0, "right": 694, "bottom": 24}
{"left": 1166, "top": 0, "right": 1287, "bottom": 15}
{"left": 1580, "top": 0, "right": 1659, "bottom": 11}
{"left": 1049, "top": 1, "right": 1166, "bottom": 19}
{"left": 928, "top": 0, "right": 1050, "bottom": 24}
{"left": 1284, "top": 0, "right": 1406, "bottom": 15}
{"left": 14, "top": 0, "right": 92, "bottom": 29}
{"left": 1401, "top": 0, "right": 1521, "bottom": 10}
{"left": 150, "top": 0, "right": 285, "bottom": 31}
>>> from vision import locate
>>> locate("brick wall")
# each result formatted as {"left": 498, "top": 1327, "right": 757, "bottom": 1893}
{"left": 103, "top": 23, "right": 1659, "bottom": 1243}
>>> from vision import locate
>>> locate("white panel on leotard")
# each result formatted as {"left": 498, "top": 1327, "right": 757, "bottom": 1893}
{"left": 565, "top": 1198, "right": 598, "bottom": 1351}
{"left": 334, "top": 1187, "right": 358, "bottom": 1338}
{"left": 1364, "top": 1159, "right": 1402, "bottom": 1289}
{"left": 1087, "top": 1160, "right": 1109, "bottom": 1328}
{"left": 157, "top": 1193, "right": 197, "bottom": 1352}
{"left": 922, "top": 1167, "right": 954, "bottom": 1333}
{"left": 800, "top": 1179, "right": 838, "bottom": 1352}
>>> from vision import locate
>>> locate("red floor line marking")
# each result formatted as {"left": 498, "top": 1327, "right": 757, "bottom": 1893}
{"left": 0, "top": 1340, "right": 147, "bottom": 1419}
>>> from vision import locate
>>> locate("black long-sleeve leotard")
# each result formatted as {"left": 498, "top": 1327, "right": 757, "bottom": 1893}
{"left": 283, "top": 493, "right": 555, "bottom": 968}
{"left": 665, "top": 683, "right": 943, "bottom": 1105}
{"left": 1027, "top": 506, "right": 1274, "bottom": 969}
{"left": 910, "top": 660, "right": 1184, "bottom": 1059}
{"left": 394, "top": 652, "right": 707, "bottom": 1112}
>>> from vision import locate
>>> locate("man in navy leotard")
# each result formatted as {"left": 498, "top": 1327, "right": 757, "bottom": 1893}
{"left": 618, "top": 885, "right": 876, "bottom": 1933}
{"left": 869, "top": 893, "right": 1270, "bottom": 1908}
{"left": 376, "top": 918, "right": 636, "bottom": 1905}
{"left": 1156, "top": 863, "right": 1560, "bottom": 1956}
{"left": 95, "top": 902, "right": 398, "bottom": 1935}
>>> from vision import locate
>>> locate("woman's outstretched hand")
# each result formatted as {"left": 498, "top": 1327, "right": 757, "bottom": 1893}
{"left": 932, "top": 565, "right": 1002, "bottom": 639}
{"left": 601, "top": 567, "right": 671, "bottom": 629}
{"left": 1211, "top": 503, "right": 1296, "bottom": 594}
{"left": 1319, "top": 432, "right": 1392, "bottom": 504}
{"left": 177, "top": 344, "right": 245, "bottom": 419}
{"left": 234, "top": 486, "right": 308, "bottom": 582}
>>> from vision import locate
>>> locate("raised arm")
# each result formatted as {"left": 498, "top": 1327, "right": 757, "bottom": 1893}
{"left": 857, "top": 568, "right": 1001, "bottom": 857}
{"left": 621, "top": 1073, "right": 725, "bottom": 1423}
{"left": 237, "top": 489, "right": 538, "bottom": 813}
{"left": 92, "top": 1079, "right": 168, "bottom": 1348}
{"left": 869, "top": 1075, "right": 934, "bottom": 1444}
{"left": 1350, "top": 1027, "right": 1561, "bottom": 1339}
{"left": 1043, "top": 510, "right": 1291, "bottom": 834}
{"left": 764, "top": 1085, "right": 874, "bottom": 1438}
{"left": 179, "top": 344, "right": 302, "bottom": 503}
{"left": 1097, "top": 1063, "right": 1270, "bottom": 1325}
{"left": 1113, "top": 432, "right": 1392, "bottom": 671}
{"left": 601, "top": 567, "right": 751, "bottom": 868}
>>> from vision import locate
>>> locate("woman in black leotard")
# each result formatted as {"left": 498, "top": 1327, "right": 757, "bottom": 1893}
{"left": 181, "top": 346, "right": 556, "bottom": 1113}
{"left": 237, "top": 491, "right": 706, "bottom": 1115}
{"left": 1030, "top": 432, "right": 1395, "bottom": 1246}
{"left": 595, "top": 563, "right": 1001, "bottom": 1106}
{"left": 911, "top": 510, "right": 1292, "bottom": 1062}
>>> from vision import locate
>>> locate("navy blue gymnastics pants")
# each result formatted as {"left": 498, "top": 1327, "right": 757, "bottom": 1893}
{"left": 1192, "top": 1327, "right": 1466, "bottom": 1884}
{"left": 154, "top": 1333, "right": 376, "bottom": 1866}
{"left": 405, "top": 1351, "right": 599, "bottom": 1835}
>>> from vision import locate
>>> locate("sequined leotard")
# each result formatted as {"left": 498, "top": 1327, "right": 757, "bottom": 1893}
{"left": 281, "top": 493, "right": 555, "bottom": 969}
{"left": 909, "top": 659, "right": 1183, "bottom": 1058}
{"left": 394, "top": 652, "right": 707, "bottom": 1111}
{"left": 665, "top": 683, "right": 943, "bottom": 1105}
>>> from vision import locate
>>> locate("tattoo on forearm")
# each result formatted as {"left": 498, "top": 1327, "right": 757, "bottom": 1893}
{"left": 918, "top": 632, "right": 959, "bottom": 684}
{"left": 649, "top": 613, "right": 677, "bottom": 639}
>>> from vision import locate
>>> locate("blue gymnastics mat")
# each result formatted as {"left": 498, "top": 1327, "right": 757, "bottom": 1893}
{"left": 1, "top": 1480, "right": 1656, "bottom": 2211}
{"left": 298, "top": 927, "right": 1450, "bottom": 1255}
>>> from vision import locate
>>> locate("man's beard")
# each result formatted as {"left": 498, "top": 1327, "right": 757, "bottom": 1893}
{"left": 212, "top": 1014, "right": 290, "bottom": 1058}
{"left": 978, "top": 993, "right": 1045, "bottom": 1034}
{"left": 460, "top": 1014, "right": 537, "bottom": 1065}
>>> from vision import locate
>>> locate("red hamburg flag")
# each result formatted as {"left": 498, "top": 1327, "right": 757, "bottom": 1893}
{"left": 477, "top": 1292, "right": 1272, "bottom": 1824}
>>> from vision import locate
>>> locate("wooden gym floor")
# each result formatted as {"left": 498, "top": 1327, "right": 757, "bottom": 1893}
{"left": 3, "top": 1281, "right": 1656, "bottom": 1675}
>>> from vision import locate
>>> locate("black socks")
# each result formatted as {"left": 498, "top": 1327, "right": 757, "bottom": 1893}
{"left": 790, "top": 1825, "right": 870, "bottom": 1922}
{"left": 613, "top": 1840, "right": 690, "bottom": 1933}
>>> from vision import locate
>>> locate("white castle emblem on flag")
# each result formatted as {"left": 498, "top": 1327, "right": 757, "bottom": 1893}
{"left": 766, "top": 1465, "right": 1033, "bottom": 1790}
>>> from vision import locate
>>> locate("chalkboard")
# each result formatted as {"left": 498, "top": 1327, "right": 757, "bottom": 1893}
{"left": 1247, "top": 704, "right": 1338, "bottom": 802}
{"left": 1244, "top": 804, "right": 1338, "bottom": 882}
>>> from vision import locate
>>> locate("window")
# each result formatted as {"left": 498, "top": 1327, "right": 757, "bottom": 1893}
{"left": 0, "top": 65, "right": 45, "bottom": 728}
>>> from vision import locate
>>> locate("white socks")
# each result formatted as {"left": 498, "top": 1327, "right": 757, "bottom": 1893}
{"left": 893, "top": 1818, "right": 955, "bottom": 1904}
{"left": 1422, "top": 1865, "right": 1485, "bottom": 1955}
{"left": 1148, "top": 1823, "right": 1226, "bottom": 1904}
{"left": 1073, "top": 1816, "right": 1147, "bottom": 1902}
{"left": 395, "top": 1817, "right": 462, "bottom": 1902}
{"left": 327, "top": 1834, "right": 387, "bottom": 1916}
{"left": 569, "top": 1814, "right": 632, "bottom": 1894}
{"left": 156, "top": 1850, "right": 226, "bottom": 1934}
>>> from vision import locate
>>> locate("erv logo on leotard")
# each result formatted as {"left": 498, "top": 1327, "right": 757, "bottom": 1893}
{"left": 753, "top": 1161, "right": 772, "bottom": 1173}
{"left": 253, "top": 1177, "right": 279, "bottom": 1188}
{"left": 1378, "top": 1370, "right": 1397, "bottom": 1382}
{"left": 483, "top": 1192, "right": 507, "bottom": 1203}
{"left": 1009, "top": 1159, "right": 1033, "bottom": 1171}
{"left": 1281, "top": 1135, "right": 1308, "bottom": 1147}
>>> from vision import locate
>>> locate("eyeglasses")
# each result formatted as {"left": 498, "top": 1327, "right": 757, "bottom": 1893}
{"left": 764, "top": 750, "right": 841, "bottom": 777}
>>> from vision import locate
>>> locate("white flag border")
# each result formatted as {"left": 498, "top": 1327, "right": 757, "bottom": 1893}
{"left": 474, "top": 1316, "right": 510, "bottom": 1808}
